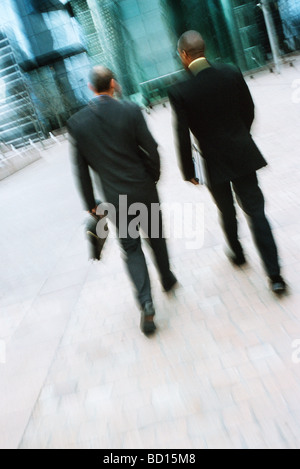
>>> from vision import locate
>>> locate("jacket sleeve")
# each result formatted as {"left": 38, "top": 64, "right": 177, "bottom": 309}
{"left": 68, "top": 123, "right": 96, "bottom": 212}
{"left": 168, "top": 88, "right": 195, "bottom": 181}
{"left": 237, "top": 69, "right": 255, "bottom": 132}
{"left": 134, "top": 106, "right": 161, "bottom": 182}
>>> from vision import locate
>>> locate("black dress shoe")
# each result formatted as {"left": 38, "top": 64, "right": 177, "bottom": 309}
{"left": 225, "top": 248, "right": 247, "bottom": 267}
{"left": 270, "top": 275, "right": 287, "bottom": 295}
{"left": 140, "top": 302, "right": 156, "bottom": 336}
{"left": 163, "top": 272, "right": 178, "bottom": 293}
{"left": 86, "top": 213, "right": 108, "bottom": 261}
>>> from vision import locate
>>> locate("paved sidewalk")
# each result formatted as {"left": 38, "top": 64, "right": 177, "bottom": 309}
{"left": 0, "top": 59, "right": 300, "bottom": 449}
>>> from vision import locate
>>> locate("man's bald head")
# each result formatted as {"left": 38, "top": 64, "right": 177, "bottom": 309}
{"left": 89, "top": 66, "right": 115, "bottom": 93}
{"left": 178, "top": 31, "right": 206, "bottom": 60}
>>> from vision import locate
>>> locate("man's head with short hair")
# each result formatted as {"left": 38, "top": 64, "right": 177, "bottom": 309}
{"left": 89, "top": 66, "right": 116, "bottom": 95}
{"left": 177, "top": 31, "right": 206, "bottom": 69}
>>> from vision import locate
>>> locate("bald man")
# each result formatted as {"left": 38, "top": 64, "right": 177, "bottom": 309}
{"left": 68, "top": 66, "right": 177, "bottom": 335}
{"left": 168, "top": 31, "right": 286, "bottom": 295}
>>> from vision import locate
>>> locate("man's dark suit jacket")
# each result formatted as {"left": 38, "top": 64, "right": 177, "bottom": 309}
{"left": 168, "top": 63, "right": 267, "bottom": 186}
{"left": 67, "top": 96, "right": 160, "bottom": 211}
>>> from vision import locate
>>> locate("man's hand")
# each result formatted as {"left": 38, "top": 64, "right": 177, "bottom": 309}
{"left": 190, "top": 178, "right": 200, "bottom": 185}
{"left": 89, "top": 205, "right": 107, "bottom": 221}
{"left": 88, "top": 206, "right": 100, "bottom": 221}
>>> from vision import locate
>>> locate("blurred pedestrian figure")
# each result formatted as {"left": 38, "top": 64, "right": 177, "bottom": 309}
{"left": 68, "top": 66, "right": 177, "bottom": 335}
{"left": 168, "top": 31, "right": 286, "bottom": 295}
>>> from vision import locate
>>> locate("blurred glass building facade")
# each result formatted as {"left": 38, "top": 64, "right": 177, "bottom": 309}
{"left": 0, "top": 0, "right": 299, "bottom": 147}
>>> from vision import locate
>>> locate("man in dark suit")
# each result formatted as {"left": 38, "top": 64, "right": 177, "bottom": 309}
{"left": 168, "top": 30, "right": 286, "bottom": 294}
{"left": 68, "top": 66, "right": 177, "bottom": 335}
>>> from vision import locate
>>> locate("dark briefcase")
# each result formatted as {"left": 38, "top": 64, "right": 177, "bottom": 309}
{"left": 85, "top": 213, "right": 108, "bottom": 261}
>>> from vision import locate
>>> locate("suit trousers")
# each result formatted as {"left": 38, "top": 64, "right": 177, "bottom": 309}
{"left": 116, "top": 188, "right": 173, "bottom": 308}
{"left": 209, "top": 172, "right": 280, "bottom": 277}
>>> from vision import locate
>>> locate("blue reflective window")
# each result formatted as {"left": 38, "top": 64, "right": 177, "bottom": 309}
{"left": 27, "top": 14, "right": 49, "bottom": 34}
{"left": 119, "top": 0, "right": 140, "bottom": 20}
{"left": 143, "top": 12, "right": 166, "bottom": 34}
{"left": 33, "top": 31, "right": 54, "bottom": 55}
{"left": 134, "top": 38, "right": 151, "bottom": 56}
{"left": 123, "top": 18, "right": 146, "bottom": 40}
{"left": 137, "top": 0, "right": 159, "bottom": 14}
